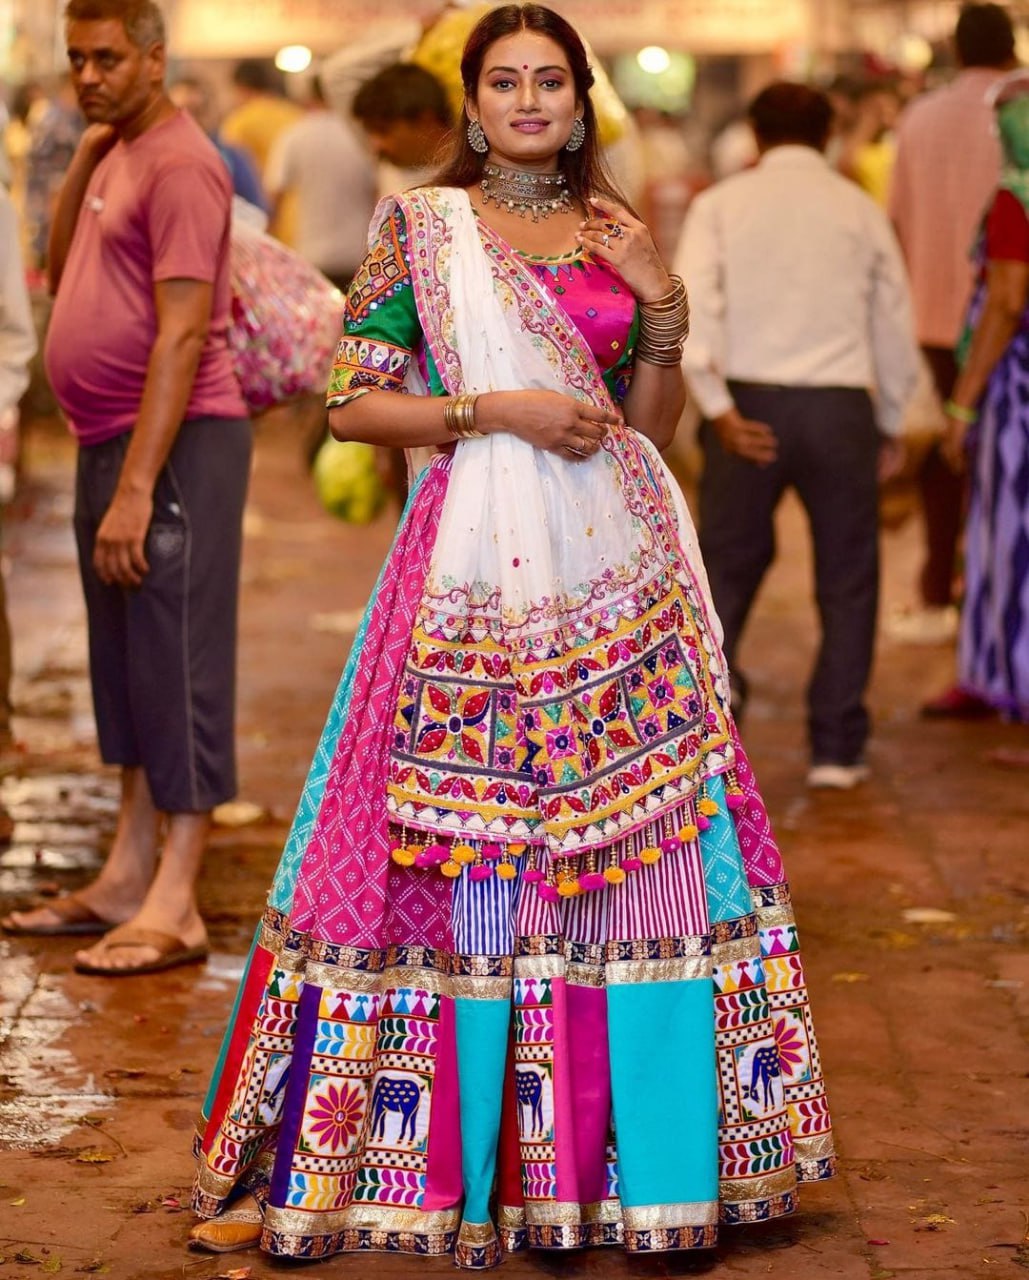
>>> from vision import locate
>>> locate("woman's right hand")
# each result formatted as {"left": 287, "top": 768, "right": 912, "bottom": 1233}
{"left": 476, "top": 390, "right": 621, "bottom": 462}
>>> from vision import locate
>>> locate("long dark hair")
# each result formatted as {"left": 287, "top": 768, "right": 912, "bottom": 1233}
{"left": 432, "top": 3, "right": 626, "bottom": 208}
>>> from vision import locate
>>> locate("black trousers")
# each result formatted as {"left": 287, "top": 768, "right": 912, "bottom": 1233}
{"left": 917, "top": 345, "right": 965, "bottom": 607}
{"left": 74, "top": 416, "right": 252, "bottom": 812}
{"left": 699, "top": 382, "right": 880, "bottom": 766}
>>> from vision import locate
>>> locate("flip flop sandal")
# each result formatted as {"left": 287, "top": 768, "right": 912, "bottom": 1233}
{"left": 1, "top": 894, "right": 117, "bottom": 937}
{"left": 73, "top": 925, "right": 208, "bottom": 977}
{"left": 188, "top": 1199, "right": 264, "bottom": 1253}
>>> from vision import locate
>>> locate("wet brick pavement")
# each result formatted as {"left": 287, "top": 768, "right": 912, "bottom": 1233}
{"left": 0, "top": 415, "right": 1026, "bottom": 1280}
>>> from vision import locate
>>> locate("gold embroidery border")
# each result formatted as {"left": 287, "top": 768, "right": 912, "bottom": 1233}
{"left": 523, "top": 1199, "right": 623, "bottom": 1226}
{"left": 719, "top": 1168, "right": 796, "bottom": 1202}
{"left": 755, "top": 906, "right": 796, "bottom": 930}
{"left": 712, "top": 936, "right": 762, "bottom": 967}
{"left": 514, "top": 955, "right": 566, "bottom": 981}
{"left": 606, "top": 956, "right": 710, "bottom": 985}
{"left": 622, "top": 1200, "right": 719, "bottom": 1229}
{"left": 264, "top": 1202, "right": 461, "bottom": 1237}
{"left": 794, "top": 1133, "right": 836, "bottom": 1161}
{"left": 457, "top": 1220, "right": 498, "bottom": 1245}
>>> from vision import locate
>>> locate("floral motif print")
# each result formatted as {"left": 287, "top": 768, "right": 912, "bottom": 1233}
{"left": 306, "top": 1080, "right": 366, "bottom": 1153}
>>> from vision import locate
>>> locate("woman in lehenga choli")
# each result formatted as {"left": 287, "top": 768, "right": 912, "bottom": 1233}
{"left": 190, "top": 4, "right": 836, "bottom": 1268}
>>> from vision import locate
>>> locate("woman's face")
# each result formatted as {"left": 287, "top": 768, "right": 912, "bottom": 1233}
{"left": 468, "top": 30, "right": 580, "bottom": 172}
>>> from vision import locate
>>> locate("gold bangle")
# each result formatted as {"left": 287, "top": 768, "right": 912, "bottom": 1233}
{"left": 639, "top": 274, "right": 687, "bottom": 309}
{"left": 635, "top": 347, "right": 685, "bottom": 367}
{"left": 444, "top": 393, "right": 484, "bottom": 439}
{"left": 638, "top": 276, "right": 690, "bottom": 361}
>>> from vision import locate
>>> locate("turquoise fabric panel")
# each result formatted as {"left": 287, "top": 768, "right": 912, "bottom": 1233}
{"left": 698, "top": 773, "right": 753, "bottom": 923}
{"left": 454, "top": 997, "right": 511, "bottom": 1224}
{"left": 268, "top": 466, "right": 430, "bottom": 911}
{"left": 202, "top": 926, "right": 261, "bottom": 1119}
{"left": 608, "top": 978, "right": 718, "bottom": 1206}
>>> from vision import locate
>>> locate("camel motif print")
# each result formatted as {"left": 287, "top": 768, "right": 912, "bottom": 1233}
{"left": 516, "top": 1068, "right": 546, "bottom": 1137}
{"left": 370, "top": 1075, "right": 422, "bottom": 1144}
{"left": 256, "top": 1055, "right": 290, "bottom": 1126}
{"left": 746, "top": 1045, "right": 782, "bottom": 1111}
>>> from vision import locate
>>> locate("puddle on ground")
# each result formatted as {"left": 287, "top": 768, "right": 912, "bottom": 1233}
{"left": 0, "top": 772, "right": 118, "bottom": 895}
{"left": 197, "top": 952, "right": 247, "bottom": 990}
{"left": 0, "top": 951, "right": 112, "bottom": 1148}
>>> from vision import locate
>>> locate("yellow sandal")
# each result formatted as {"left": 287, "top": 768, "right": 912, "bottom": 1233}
{"left": 188, "top": 1196, "right": 263, "bottom": 1253}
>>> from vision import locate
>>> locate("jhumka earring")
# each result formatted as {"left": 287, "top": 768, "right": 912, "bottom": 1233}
{"left": 565, "top": 116, "right": 586, "bottom": 151}
{"left": 467, "top": 119, "right": 489, "bottom": 153}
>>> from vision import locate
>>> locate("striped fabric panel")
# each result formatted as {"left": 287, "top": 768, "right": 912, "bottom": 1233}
{"left": 609, "top": 835, "right": 710, "bottom": 941}
{"left": 451, "top": 864, "right": 523, "bottom": 957}
{"left": 561, "top": 880, "right": 609, "bottom": 946}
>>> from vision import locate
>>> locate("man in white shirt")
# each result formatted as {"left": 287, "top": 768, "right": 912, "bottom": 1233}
{"left": 265, "top": 74, "right": 377, "bottom": 289}
{"left": 676, "top": 81, "right": 919, "bottom": 789}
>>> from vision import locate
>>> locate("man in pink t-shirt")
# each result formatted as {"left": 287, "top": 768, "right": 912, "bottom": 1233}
{"left": 3, "top": 0, "right": 251, "bottom": 976}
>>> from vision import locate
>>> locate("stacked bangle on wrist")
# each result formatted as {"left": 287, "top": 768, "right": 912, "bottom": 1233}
{"left": 443, "top": 392, "right": 484, "bottom": 439}
{"left": 944, "top": 399, "right": 977, "bottom": 424}
{"left": 636, "top": 275, "right": 690, "bottom": 367}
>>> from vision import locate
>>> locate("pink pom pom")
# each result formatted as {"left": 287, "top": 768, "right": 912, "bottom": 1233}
{"left": 580, "top": 872, "right": 606, "bottom": 891}
{"left": 481, "top": 843, "right": 504, "bottom": 862}
{"left": 621, "top": 856, "right": 643, "bottom": 872}
{"left": 414, "top": 849, "right": 436, "bottom": 869}
{"left": 696, "top": 813, "right": 711, "bottom": 832}
{"left": 660, "top": 837, "right": 682, "bottom": 856}
{"left": 423, "top": 842, "right": 450, "bottom": 865}
{"left": 523, "top": 867, "right": 545, "bottom": 883}
{"left": 537, "top": 883, "right": 560, "bottom": 903}
{"left": 469, "top": 864, "right": 493, "bottom": 882}
{"left": 726, "top": 792, "right": 744, "bottom": 811}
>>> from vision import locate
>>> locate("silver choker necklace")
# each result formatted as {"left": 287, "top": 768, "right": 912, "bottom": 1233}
{"left": 479, "top": 163, "right": 572, "bottom": 221}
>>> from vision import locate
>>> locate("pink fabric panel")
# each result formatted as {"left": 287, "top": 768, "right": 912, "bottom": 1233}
{"left": 728, "top": 726, "right": 785, "bottom": 886}
{"left": 421, "top": 996, "right": 464, "bottom": 1211}
{"left": 562, "top": 983, "right": 611, "bottom": 1207}
{"left": 290, "top": 458, "right": 450, "bottom": 945}
{"left": 549, "top": 976, "right": 579, "bottom": 1207}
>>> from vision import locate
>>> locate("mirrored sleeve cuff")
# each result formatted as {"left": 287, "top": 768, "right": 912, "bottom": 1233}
{"left": 326, "top": 337, "right": 411, "bottom": 409}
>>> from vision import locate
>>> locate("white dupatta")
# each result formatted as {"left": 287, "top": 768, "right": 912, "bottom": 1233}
{"left": 395, "top": 186, "right": 719, "bottom": 650}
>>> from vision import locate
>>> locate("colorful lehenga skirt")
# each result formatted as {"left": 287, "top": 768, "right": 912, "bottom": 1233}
{"left": 192, "top": 438, "right": 836, "bottom": 1268}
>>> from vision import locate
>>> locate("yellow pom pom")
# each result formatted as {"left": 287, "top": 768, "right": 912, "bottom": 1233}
{"left": 698, "top": 797, "right": 720, "bottom": 817}
{"left": 678, "top": 823, "right": 699, "bottom": 842}
{"left": 507, "top": 843, "right": 528, "bottom": 858}
{"left": 452, "top": 843, "right": 477, "bottom": 865}
{"left": 440, "top": 859, "right": 462, "bottom": 878}
{"left": 640, "top": 845, "right": 662, "bottom": 865}
{"left": 603, "top": 866, "right": 626, "bottom": 885}
{"left": 391, "top": 848, "right": 416, "bottom": 867}
{"left": 557, "top": 878, "right": 581, "bottom": 897}
{"left": 496, "top": 861, "right": 517, "bottom": 880}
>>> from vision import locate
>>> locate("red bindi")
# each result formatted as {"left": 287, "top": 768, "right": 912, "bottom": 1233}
{"left": 523, "top": 64, "right": 529, "bottom": 69}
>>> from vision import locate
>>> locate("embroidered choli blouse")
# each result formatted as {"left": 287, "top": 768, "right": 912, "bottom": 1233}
{"left": 326, "top": 205, "right": 640, "bottom": 410}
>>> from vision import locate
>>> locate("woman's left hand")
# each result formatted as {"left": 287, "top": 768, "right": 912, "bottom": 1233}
{"left": 577, "top": 197, "right": 672, "bottom": 302}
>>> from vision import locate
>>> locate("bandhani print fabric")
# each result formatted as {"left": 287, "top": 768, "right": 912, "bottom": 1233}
{"left": 193, "top": 187, "right": 835, "bottom": 1270}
